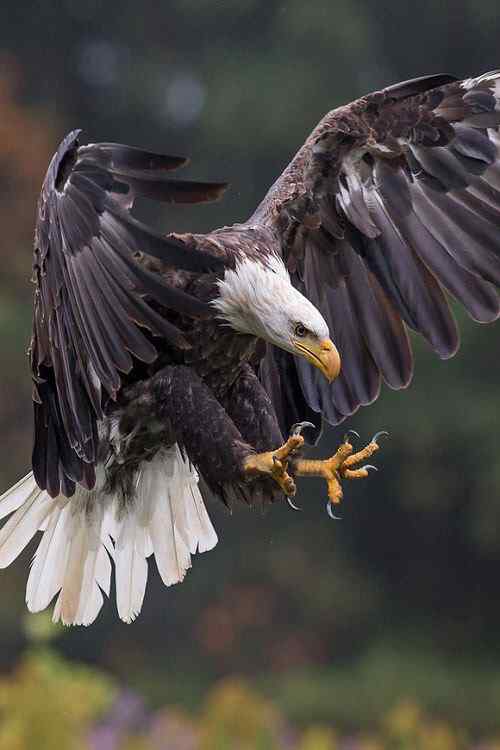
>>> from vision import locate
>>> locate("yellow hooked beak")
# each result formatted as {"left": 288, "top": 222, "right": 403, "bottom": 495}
{"left": 294, "top": 337, "right": 341, "bottom": 383}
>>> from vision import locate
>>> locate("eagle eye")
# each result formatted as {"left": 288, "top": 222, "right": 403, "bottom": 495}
{"left": 294, "top": 323, "right": 308, "bottom": 338}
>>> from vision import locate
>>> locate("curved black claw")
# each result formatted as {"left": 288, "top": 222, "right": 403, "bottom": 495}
{"left": 287, "top": 497, "right": 302, "bottom": 511}
{"left": 326, "top": 502, "right": 342, "bottom": 520}
{"left": 371, "top": 430, "right": 389, "bottom": 444}
{"left": 290, "top": 421, "right": 316, "bottom": 436}
{"left": 343, "top": 429, "right": 360, "bottom": 443}
{"left": 362, "top": 464, "right": 378, "bottom": 472}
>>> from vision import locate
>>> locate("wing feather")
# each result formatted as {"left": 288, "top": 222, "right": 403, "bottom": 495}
{"left": 32, "top": 130, "right": 227, "bottom": 497}
{"left": 255, "top": 70, "right": 500, "bottom": 426}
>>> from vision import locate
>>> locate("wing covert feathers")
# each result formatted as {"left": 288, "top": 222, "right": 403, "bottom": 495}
{"left": 31, "top": 131, "right": 226, "bottom": 497}
{"left": 258, "top": 70, "right": 500, "bottom": 425}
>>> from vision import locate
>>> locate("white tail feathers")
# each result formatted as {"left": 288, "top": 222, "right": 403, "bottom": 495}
{"left": 0, "top": 445, "right": 217, "bottom": 626}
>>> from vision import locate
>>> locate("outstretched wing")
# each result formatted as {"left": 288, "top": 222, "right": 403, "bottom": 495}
{"left": 31, "top": 130, "right": 226, "bottom": 498}
{"left": 255, "top": 71, "right": 500, "bottom": 433}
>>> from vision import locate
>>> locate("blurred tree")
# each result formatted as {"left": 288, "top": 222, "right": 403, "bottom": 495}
{"left": 0, "top": 649, "right": 114, "bottom": 750}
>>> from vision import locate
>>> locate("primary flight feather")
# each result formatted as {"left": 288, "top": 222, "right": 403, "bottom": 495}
{"left": 2, "top": 69, "right": 500, "bottom": 624}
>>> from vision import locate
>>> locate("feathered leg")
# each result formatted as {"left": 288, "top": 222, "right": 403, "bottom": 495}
{"left": 225, "top": 364, "right": 299, "bottom": 500}
{"left": 149, "top": 366, "right": 254, "bottom": 491}
{"left": 225, "top": 364, "right": 284, "bottom": 451}
{"left": 148, "top": 364, "right": 296, "bottom": 503}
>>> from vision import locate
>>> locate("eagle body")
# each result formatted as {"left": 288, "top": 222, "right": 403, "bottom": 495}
{"left": 98, "top": 220, "right": 324, "bottom": 511}
{"left": 2, "top": 69, "right": 500, "bottom": 624}
{"left": 100, "top": 223, "right": 293, "bottom": 506}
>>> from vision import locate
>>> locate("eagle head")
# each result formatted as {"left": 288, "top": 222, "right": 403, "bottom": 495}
{"left": 213, "top": 255, "right": 341, "bottom": 382}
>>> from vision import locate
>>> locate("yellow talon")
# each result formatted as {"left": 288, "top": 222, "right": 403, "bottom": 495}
{"left": 243, "top": 434, "right": 304, "bottom": 496}
{"left": 342, "top": 440, "right": 379, "bottom": 471}
{"left": 293, "top": 432, "right": 386, "bottom": 507}
{"left": 243, "top": 430, "right": 386, "bottom": 506}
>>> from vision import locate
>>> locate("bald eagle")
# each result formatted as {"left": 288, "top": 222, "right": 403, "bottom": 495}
{"left": 1, "top": 70, "right": 500, "bottom": 625}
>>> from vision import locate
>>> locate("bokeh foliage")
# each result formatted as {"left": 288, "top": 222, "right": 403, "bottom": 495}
{"left": 1, "top": 0, "right": 500, "bottom": 744}
{"left": 1, "top": 646, "right": 500, "bottom": 749}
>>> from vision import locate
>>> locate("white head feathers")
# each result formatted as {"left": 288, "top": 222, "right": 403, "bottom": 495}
{"left": 212, "top": 254, "right": 329, "bottom": 351}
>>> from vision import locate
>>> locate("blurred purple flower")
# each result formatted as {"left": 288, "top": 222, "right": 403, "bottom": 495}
{"left": 88, "top": 690, "right": 147, "bottom": 750}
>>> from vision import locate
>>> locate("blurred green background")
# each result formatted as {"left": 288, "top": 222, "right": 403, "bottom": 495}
{"left": 1, "top": 1, "right": 500, "bottom": 747}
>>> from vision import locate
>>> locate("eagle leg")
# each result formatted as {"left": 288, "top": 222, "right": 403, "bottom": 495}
{"left": 292, "top": 432, "right": 387, "bottom": 507}
{"left": 243, "top": 434, "right": 304, "bottom": 497}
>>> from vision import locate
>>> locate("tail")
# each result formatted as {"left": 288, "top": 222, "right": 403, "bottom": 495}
{"left": 0, "top": 446, "right": 217, "bottom": 625}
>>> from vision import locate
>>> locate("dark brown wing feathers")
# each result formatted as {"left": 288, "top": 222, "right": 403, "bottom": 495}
{"left": 31, "top": 130, "right": 227, "bottom": 497}
{"left": 30, "top": 71, "right": 500, "bottom": 494}
{"left": 256, "top": 71, "right": 500, "bottom": 427}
